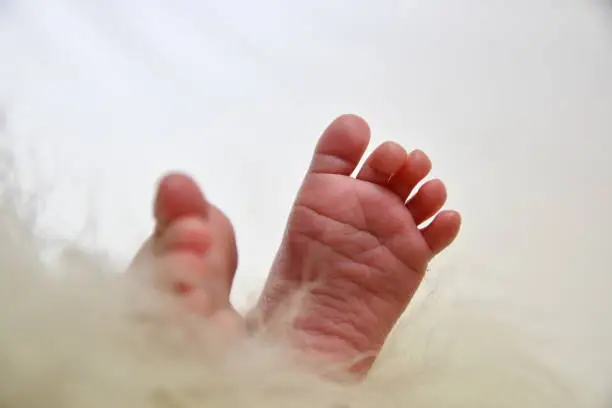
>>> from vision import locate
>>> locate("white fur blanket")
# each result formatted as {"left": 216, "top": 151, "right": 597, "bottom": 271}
{"left": 0, "top": 156, "right": 578, "bottom": 407}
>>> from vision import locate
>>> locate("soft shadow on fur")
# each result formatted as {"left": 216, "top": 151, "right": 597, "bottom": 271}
{"left": 0, "top": 152, "right": 581, "bottom": 407}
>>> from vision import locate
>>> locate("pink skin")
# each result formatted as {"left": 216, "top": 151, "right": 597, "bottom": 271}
{"left": 132, "top": 174, "right": 244, "bottom": 337}
{"left": 137, "top": 114, "right": 461, "bottom": 377}
{"left": 256, "top": 115, "right": 461, "bottom": 374}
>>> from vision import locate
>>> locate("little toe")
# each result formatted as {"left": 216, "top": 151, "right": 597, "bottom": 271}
{"left": 356, "top": 141, "right": 407, "bottom": 185}
{"left": 309, "top": 114, "right": 371, "bottom": 175}
{"left": 387, "top": 149, "right": 432, "bottom": 201}
{"left": 406, "top": 179, "right": 448, "bottom": 226}
{"left": 420, "top": 210, "right": 462, "bottom": 255}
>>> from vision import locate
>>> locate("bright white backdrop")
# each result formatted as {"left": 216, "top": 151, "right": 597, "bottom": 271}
{"left": 1, "top": 0, "right": 611, "bottom": 402}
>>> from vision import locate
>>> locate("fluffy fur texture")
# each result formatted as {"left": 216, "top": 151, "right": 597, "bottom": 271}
{"left": 0, "top": 156, "right": 579, "bottom": 407}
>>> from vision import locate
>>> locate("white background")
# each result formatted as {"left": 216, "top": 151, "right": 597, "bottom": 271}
{"left": 1, "top": 0, "right": 611, "bottom": 402}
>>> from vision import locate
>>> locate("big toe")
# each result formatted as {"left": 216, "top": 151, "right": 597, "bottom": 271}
{"left": 154, "top": 172, "right": 209, "bottom": 229}
{"left": 309, "top": 114, "right": 371, "bottom": 176}
{"left": 145, "top": 173, "right": 239, "bottom": 316}
{"left": 155, "top": 207, "right": 238, "bottom": 315}
{"left": 155, "top": 216, "right": 213, "bottom": 293}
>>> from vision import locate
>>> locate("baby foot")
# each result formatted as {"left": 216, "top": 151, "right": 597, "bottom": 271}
{"left": 133, "top": 173, "right": 244, "bottom": 336}
{"left": 255, "top": 115, "right": 461, "bottom": 374}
